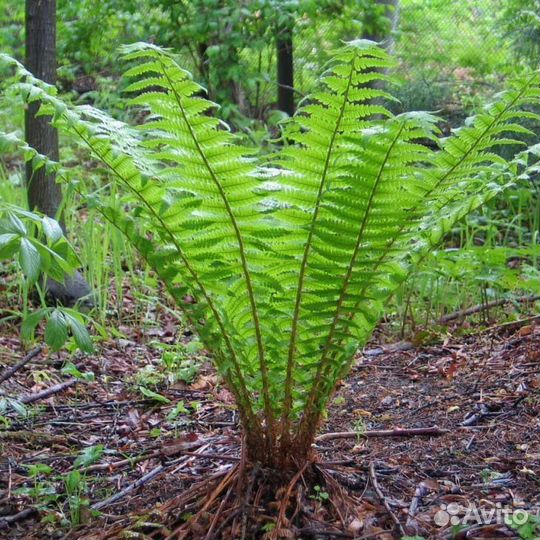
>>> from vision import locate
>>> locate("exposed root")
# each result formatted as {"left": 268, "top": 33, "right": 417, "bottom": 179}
{"left": 76, "top": 455, "right": 377, "bottom": 540}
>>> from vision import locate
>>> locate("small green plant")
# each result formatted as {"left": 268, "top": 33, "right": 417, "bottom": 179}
{"left": 167, "top": 400, "right": 190, "bottom": 422}
{"left": 15, "top": 463, "right": 58, "bottom": 511}
{"left": 352, "top": 418, "right": 367, "bottom": 441}
{"left": 131, "top": 342, "right": 204, "bottom": 397}
{"left": 64, "top": 470, "right": 89, "bottom": 526}
{"left": 480, "top": 468, "right": 504, "bottom": 484}
{"left": 0, "top": 204, "right": 94, "bottom": 353}
{"left": 310, "top": 484, "right": 330, "bottom": 502}
{"left": 63, "top": 445, "right": 103, "bottom": 525}
{"left": 154, "top": 340, "right": 204, "bottom": 384}
{"left": 0, "top": 395, "right": 27, "bottom": 416}
{"left": 138, "top": 385, "right": 171, "bottom": 404}
{"left": 261, "top": 522, "right": 276, "bottom": 533}
{"left": 61, "top": 361, "right": 95, "bottom": 381}
{"left": 14, "top": 447, "right": 103, "bottom": 526}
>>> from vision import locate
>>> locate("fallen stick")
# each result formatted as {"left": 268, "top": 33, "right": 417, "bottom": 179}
{"left": 0, "top": 430, "right": 77, "bottom": 445}
{"left": 297, "top": 528, "right": 353, "bottom": 538}
{"left": 19, "top": 378, "right": 78, "bottom": 404}
{"left": 91, "top": 443, "right": 211, "bottom": 511}
{"left": 405, "top": 482, "right": 430, "bottom": 530}
{"left": 438, "top": 294, "right": 540, "bottom": 324}
{"left": 479, "top": 314, "right": 540, "bottom": 334}
{"left": 0, "top": 507, "right": 36, "bottom": 526}
{"left": 369, "top": 462, "right": 405, "bottom": 537}
{"left": 0, "top": 346, "right": 43, "bottom": 385}
{"left": 315, "top": 426, "right": 448, "bottom": 442}
{"left": 91, "top": 462, "right": 166, "bottom": 510}
{"left": 79, "top": 450, "right": 161, "bottom": 473}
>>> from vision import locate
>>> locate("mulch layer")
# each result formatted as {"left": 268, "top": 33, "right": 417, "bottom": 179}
{"left": 1, "top": 317, "right": 539, "bottom": 540}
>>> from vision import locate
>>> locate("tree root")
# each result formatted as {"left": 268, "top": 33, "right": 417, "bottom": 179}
{"left": 77, "top": 455, "right": 380, "bottom": 540}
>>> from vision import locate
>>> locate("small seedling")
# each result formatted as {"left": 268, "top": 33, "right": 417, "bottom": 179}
{"left": 310, "top": 485, "right": 329, "bottom": 502}
{"left": 352, "top": 418, "right": 367, "bottom": 441}
{"left": 167, "top": 400, "right": 190, "bottom": 421}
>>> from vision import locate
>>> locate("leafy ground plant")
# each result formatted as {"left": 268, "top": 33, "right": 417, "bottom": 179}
{"left": 1, "top": 41, "right": 538, "bottom": 538}
{"left": 0, "top": 203, "right": 93, "bottom": 353}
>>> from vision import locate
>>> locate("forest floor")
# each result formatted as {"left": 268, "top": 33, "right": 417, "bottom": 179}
{"left": 1, "top": 306, "right": 539, "bottom": 540}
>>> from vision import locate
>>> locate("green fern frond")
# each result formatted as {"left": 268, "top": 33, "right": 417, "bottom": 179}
{"left": 276, "top": 41, "right": 395, "bottom": 435}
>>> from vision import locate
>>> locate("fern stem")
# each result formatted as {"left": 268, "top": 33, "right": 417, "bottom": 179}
{"left": 280, "top": 58, "right": 357, "bottom": 448}
{"left": 158, "top": 60, "right": 276, "bottom": 449}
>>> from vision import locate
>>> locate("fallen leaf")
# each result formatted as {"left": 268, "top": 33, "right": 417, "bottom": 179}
{"left": 518, "top": 325, "right": 533, "bottom": 337}
{"left": 161, "top": 433, "right": 200, "bottom": 456}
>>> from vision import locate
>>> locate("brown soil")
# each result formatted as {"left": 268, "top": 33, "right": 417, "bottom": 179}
{"left": 1, "top": 315, "right": 539, "bottom": 540}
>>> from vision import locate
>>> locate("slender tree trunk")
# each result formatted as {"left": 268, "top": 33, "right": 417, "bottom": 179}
{"left": 363, "top": 0, "right": 399, "bottom": 47}
{"left": 276, "top": 24, "right": 294, "bottom": 116}
{"left": 25, "top": 0, "right": 92, "bottom": 308}
{"left": 25, "top": 0, "right": 61, "bottom": 221}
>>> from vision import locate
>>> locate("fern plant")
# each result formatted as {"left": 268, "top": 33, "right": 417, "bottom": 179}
{"left": 1, "top": 42, "right": 538, "bottom": 469}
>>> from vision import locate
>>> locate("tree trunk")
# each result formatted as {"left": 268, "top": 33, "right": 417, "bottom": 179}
{"left": 25, "top": 0, "right": 61, "bottom": 221}
{"left": 276, "top": 24, "right": 294, "bottom": 117}
{"left": 25, "top": 0, "right": 93, "bottom": 308}
{"left": 363, "top": 0, "right": 399, "bottom": 48}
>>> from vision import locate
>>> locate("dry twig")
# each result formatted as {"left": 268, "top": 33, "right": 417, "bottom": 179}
{"left": 438, "top": 294, "right": 540, "bottom": 323}
{"left": 315, "top": 425, "right": 448, "bottom": 442}
{"left": 19, "top": 378, "right": 78, "bottom": 404}
{"left": 369, "top": 462, "right": 405, "bottom": 537}
{"left": 0, "top": 346, "right": 43, "bottom": 385}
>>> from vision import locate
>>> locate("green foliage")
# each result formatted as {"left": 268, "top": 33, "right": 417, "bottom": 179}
{"left": 57, "top": 0, "right": 157, "bottom": 75}
{"left": 15, "top": 448, "right": 100, "bottom": 527}
{"left": 397, "top": 0, "right": 515, "bottom": 74}
{"left": 0, "top": 201, "right": 94, "bottom": 352}
{"left": 310, "top": 484, "right": 329, "bottom": 502}
{"left": 1, "top": 42, "right": 538, "bottom": 458}
{"left": 0, "top": 205, "right": 75, "bottom": 284}
{"left": 0, "top": 201, "right": 93, "bottom": 352}
{"left": 20, "top": 304, "right": 93, "bottom": 353}
{"left": 154, "top": 339, "right": 204, "bottom": 384}
{"left": 498, "top": 0, "right": 540, "bottom": 65}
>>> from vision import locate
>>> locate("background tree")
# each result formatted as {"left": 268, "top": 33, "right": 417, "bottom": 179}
{"left": 276, "top": 8, "right": 295, "bottom": 116}
{"left": 498, "top": 0, "right": 540, "bottom": 64}
{"left": 25, "top": 0, "right": 91, "bottom": 306}
{"left": 25, "top": 0, "right": 60, "bottom": 220}
{"left": 360, "top": 0, "right": 398, "bottom": 45}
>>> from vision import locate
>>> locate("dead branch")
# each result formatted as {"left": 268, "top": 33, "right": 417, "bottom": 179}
{"left": 91, "top": 462, "right": 166, "bottom": 511}
{"left": 0, "top": 430, "right": 74, "bottom": 445}
{"left": 369, "top": 461, "right": 405, "bottom": 537}
{"left": 479, "top": 314, "right": 540, "bottom": 334}
{"left": 315, "top": 425, "right": 448, "bottom": 442}
{"left": 0, "top": 346, "right": 43, "bottom": 384}
{"left": 19, "top": 378, "right": 78, "bottom": 404}
{"left": 91, "top": 443, "right": 211, "bottom": 511}
{"left": 438, "top": 294, "right": 540, "bottom": 324}
{"left": 0, "top": 508, "right": 36, "bottom": 527}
